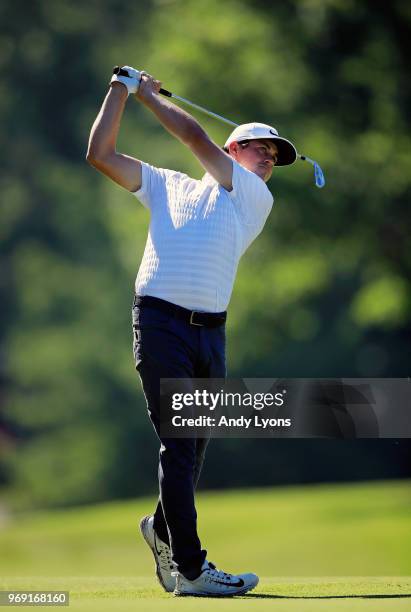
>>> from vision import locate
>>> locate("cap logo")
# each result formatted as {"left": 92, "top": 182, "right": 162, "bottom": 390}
{"left": 269, "top": 129, "right": 277, "bottom": 136}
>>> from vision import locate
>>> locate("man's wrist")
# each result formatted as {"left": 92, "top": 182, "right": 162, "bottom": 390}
{"left": 109, "top": 82, "right": 129, "bottom": 99}
{"left": 137, "top": 90, "right": 160, "bottom": 109}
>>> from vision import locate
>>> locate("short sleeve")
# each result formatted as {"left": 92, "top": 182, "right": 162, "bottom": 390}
{"left": 131, "top": 162, "right": 195, "bottom": 212}
{"left": 229, "top": 160, "right": 274, "bottom": 227}
{"left": 228, "top": 160, "right": 274, "bottom": 253}
{"left": 130, "top": 162, "right": 168, "bottom": 210}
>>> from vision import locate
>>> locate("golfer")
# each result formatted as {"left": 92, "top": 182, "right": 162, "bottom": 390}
{"left": 87, "top": 66, "right": 297, "bottom": 597}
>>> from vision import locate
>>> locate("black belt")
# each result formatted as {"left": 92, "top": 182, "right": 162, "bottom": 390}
{"left": 133, "top": 295, "right": 227, "bottom": 328}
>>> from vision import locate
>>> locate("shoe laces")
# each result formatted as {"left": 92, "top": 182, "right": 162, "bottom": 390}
{"left": 205, "top": 561, "right": 235, "bottom": 582}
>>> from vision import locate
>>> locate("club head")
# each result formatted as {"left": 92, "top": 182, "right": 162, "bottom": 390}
{"left": 298, "top": 155, "right": 326, "bottom": 188}
{"left": 313, "top": 162, "right": 325, "bottom": 188}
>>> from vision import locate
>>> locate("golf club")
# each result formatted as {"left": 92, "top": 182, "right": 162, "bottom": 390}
{"left": 113, "top": 66, "right": 325, "bottom": 188}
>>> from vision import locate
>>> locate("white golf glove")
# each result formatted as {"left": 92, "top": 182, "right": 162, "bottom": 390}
{"left": 110, "top": 65, "right": 141, "bottom": 95}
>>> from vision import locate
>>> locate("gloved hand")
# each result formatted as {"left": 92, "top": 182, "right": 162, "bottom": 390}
{"left": 110, "top": 65, "right": 141, "bottom": 95}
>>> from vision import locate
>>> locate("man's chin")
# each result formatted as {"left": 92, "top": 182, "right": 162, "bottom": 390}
{"left": 259, "top": 169, "right": 272, "bottom": 182}
{"left": 251, "top": 167, "right": 270, "bottom": 182}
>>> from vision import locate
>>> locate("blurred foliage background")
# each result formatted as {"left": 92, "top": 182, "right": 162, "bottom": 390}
{"left": 0, "top": 0, "right": 410, "bottom": 510}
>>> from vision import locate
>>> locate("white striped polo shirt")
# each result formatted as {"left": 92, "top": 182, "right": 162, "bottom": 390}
{"left": 132, "top": 159, "right": 273, "bottom": 312}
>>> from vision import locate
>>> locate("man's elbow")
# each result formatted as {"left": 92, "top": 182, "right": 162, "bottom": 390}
{"left": 86, "top": 147, "right": 105, "bottom": 169}
{"left": 86, "top": 154, "right": 95, "bottom": 167}
{"left": 86, "top": 144, "right": 97, "bottom": 165}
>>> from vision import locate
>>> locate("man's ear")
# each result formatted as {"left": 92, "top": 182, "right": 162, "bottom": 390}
{"left": 228, "top": 142, "right": 239, "bottom": 158}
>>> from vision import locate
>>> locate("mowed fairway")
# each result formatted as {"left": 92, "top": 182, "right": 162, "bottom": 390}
{"left": 1, "top": 480, "right": 410, "bottom": 611}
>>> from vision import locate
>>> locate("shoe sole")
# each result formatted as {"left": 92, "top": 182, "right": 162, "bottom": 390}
{"left": 139, "top": 515, "right": 173, "bottom": 593}
{"left": 174, "top": 583, "right": 258, "bottom": 597}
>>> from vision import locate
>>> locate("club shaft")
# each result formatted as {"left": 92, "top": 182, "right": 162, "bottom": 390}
{"left": 112, "top": 66, "right": 325, "bottom": 186}
{"left": 169, "top": 93, "right": 238, "bottom": 127}
{"left": 113, "top": 66, "right": 238, "bottom": 127}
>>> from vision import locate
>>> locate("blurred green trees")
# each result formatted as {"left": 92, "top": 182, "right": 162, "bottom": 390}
{"left": 0, "top": 0, "right": 410, "bottom": 509}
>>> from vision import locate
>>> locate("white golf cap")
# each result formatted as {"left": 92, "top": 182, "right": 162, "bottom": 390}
{"left": 224, "top": 122, "right": 297, "bottom": 166}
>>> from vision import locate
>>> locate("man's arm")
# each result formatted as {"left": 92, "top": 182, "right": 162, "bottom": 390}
{"left": 137, "top": 74, "right": 233, "bottom": 191}
{"left": 87, "top": 70, "right": 233, "bottom": 192}
{"left": 86, "top": 82, "right": 142, "bottom": 192}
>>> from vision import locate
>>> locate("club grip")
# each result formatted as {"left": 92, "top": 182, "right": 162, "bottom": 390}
{"left": 112, "top": 66, "right": 172, "bottom": 97}
{"left": 113, "top": 66, "right": 130, "bottom": 77}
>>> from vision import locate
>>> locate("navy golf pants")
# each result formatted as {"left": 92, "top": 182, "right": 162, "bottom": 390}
{"left": 132, "top": 295, "right": 226, "bottom": 578}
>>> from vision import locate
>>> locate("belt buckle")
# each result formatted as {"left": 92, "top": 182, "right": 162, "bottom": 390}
{"left": 190, "top": 311, "right": 204, "bottom": 326}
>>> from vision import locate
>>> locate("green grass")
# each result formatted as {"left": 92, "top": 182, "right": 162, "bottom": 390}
{"left": 1, "top": 577, "right": 411, "bottom": 611}
{"left": 1, "top": 480, "right": 410, "bottom": 610}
